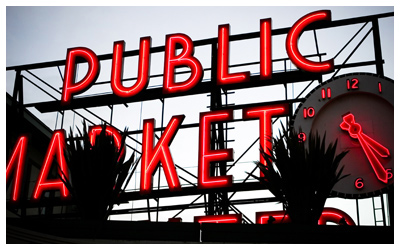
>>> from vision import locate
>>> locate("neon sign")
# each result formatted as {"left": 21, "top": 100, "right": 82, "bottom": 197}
{"left": 6, "top": 135, "right": 28, "bottom": 202}
{"left": 60, "top": 10, "right": 334, "bottom": 105}
{"left": 111, "top": 38, "right": 151, "bottom": 98}
{"left": 32, "top": 130, "right": 70, "bottom": 201}
{"left": 61, "top": 47, "right": 100, "bottom": 105}
{"left": 12, "top": 11, "right": 380, "bottom": 222}
{"left": 164, "top": 34, "right": 204, "bottom": 94}
{"left": 286, "top": 10, "right": 334, "bottom": 73}
{"left": 140, "top": 115, "right": 184, "bottom": 195}
{"left": 194, "top": 214, "right": 242, "bottom": 224}
{"left": 256, "top": 208, "right": 355, "bottom": 225}
{"left": 7, "top": 11, "right": 390, "bottom": 229}
{"left": 217, "top": 24, "right": 251, "bottom": 85}
{"left": 260, "top": 18, "right": 272, "bottom": 80}
{"left": 7, "top": 104, "right": 289, "bottom": 200}
{"left": 198, "top": 110, "right": 234, "bottom": 189}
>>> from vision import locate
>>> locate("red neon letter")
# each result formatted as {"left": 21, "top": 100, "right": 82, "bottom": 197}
{"left": 260, "top": 18, "right": 272, "bottom": 80}
{"left": 140, "top": 115, "right": 184, "bottom": 195}
{"left": 89, "top": 125, "right": 125, "bottom": 159}
{"left": 32, "top": 130, "right": 70, "bottom": 201}
{"left": 61, "top": 47, "right": 100, "bottom": 105}
{"left": 286, "top": 10, "right": 334, "bottom": 73}
{"left": 256, "top": 208, "right": 355, "bottom": 225}
{"left": 111, "top": 38, "right": 151, "bottom": 97}
{"left": 163, "top": 34, "right": 203, "bottom": 94}
{"left": 217, "top": 24, "right": 251, "bottom": 85}
{"left": 194, "top": 214, "right": 242, "bottom": 224}
{"left": 6, "top": 136, "right": 28, "bottom": 202}
{"left": 243, "top": 104, "right": 289, "bottom": 174}
{"left": 198, "top": 110, "right": 234, "bottom": 189}
{"left": 256, "top": 211, "right": 291, "bottom": 224}
{"left": 319, "top": 208, "right": 355, "bottom": 225}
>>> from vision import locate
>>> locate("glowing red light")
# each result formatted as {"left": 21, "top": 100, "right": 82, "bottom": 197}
{"left": 198, "top": 110, "right": 234, "bottom": 189}
{"left": 346, "top": 78, "right": 359, "bottom": 90}
{"left": 61, "top": 47, "right": 100, "bottom": 105}
{"left": 321, "top": 87, "right": 331, "bottom": 99}
{"left": 243, "top": 104, "right": 289, "bottom": 175}
{"left": 298, "top": 132, "right": 307, "bottom": 142}
{"left": 140, "top": 115, "right": 184, "bottom": 195}
{"left": 256, "top": 211, "right": 291, "bottom": 224}
{"left": 194, "top": 214, "right": 242, "bottom": 224}
{"left": 6, "top": 136, "right": 28, "bottom": 202}
{"left": 260, "top": 18, "right": 272, "bottom": 80}
{"left": 88, "top": 125, "right": 124, "bottom": 159}
{"left": 286, "top": 10, "right": 334, "bottom": 73}
{"left": 217, "top": 24, "right": 250, "bottom": 85}
{"left": 318, "top": 208, "right": 356, "bottom": 226}
{"left": 32, "top": 130, "right": 70, "bottom": 201}
{"left": 354, "top": 178, "right": 364, "bottom": 189}
{"left": 163, "top": 34, "right": 203, "bottom": 94}
{"left": 386, "top": 169, "right": 393, "bottom": 179}
{"left": 303, "top": 107, "right": 315, "bottom": 118}
{"left": 256, "top": 208, "right": 355, "bottom": 225}
{"left": 111, "top": 38, "right": 151, "bottom": 98}
{"left": 340, "top": 113, "right": 390, "bottom": 183}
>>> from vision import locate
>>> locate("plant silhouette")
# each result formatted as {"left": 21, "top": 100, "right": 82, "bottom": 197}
{"left": 59, "top": 122, "right": 136, "bottom": 221}
{"left": 251, "top": 126, "right": 349, "bottom": 225}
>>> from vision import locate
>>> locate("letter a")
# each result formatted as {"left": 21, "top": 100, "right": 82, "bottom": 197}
{"left": 32, "top": 130, "right": 70, "bottom": 201}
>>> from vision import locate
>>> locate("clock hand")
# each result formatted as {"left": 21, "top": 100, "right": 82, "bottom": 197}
{"left": 355, "top": 131, "right": 388, "bottom": 183}
{"left": 340, "top": 113, "right": 389, "bottom": 184}
{"left": 340, "top": 114, "right": 390, "bottom": 157}
{"left": 361, "top": 133, "right": 390, "bottom": 157}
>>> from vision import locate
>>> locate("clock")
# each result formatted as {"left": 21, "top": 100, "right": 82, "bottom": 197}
{"left": 291, "top": 73, "right": 393, "bottom": 198}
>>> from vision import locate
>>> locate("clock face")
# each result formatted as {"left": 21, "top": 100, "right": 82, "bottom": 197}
{"left": 291, "top": 73, "right": 394, "bottom": 198}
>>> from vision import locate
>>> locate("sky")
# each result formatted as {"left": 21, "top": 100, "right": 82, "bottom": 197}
{"left": 3, "top": 1, "right": 398, "bottom": 228}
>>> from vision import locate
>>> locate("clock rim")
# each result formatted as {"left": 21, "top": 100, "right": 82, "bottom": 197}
{"left": 289, "top": 72, "right": 394, "bottom": 199}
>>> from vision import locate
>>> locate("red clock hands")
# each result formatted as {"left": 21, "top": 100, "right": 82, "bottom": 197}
{"left": 340, "top": 113, "right": 390, "bottom": 183}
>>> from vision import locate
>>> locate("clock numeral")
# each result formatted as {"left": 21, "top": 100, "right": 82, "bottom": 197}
{"left": 386, "top": 169, "right": 393, "bottom": 180}
{"left": 303, "top": 107, "right": 315, "bottom": 119}
{"left": 346, "top": 78, "right": 359, "bottom": 90}
{"left": 378, "top": 82, "right": 382, "bottom": 93}
{"left": 298, "top": 132, "right": 306, "bottom": 142}
{"left": 321, "top": 87, "right": 331, "bottom": 99}
{"left": 354, "top": 178, "right": 364, "bottom": 189}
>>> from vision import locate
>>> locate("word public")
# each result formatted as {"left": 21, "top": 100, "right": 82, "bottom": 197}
{"left": 61, "top": 10, "right": 334, "bottom": 105}
{"left": 7, "top": 10, "right": 334, "bottom": 202}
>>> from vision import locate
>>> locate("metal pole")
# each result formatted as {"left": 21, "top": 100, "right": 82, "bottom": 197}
{"left": 356, "top": 198, "right": 360, "bottom": 226}
{"left": 110, "top": 105, "right": 114, "bottom": 125}
{"left": 372, "top": 18, "right": 384, "bottom": 76}
{"left": 388, "top": 185, "right": 394, "bottom": 226}
{"left": 147, "top": 199, "right": 151, "bottom": 221}
{"left": 380, "top": 194, "right": 387, "bottom": 226}
{"left": 60, "top": 111, "right": 65, "bottom": 129}
{"left": 156, "top": 98, "right": 165, "bottom": 222}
